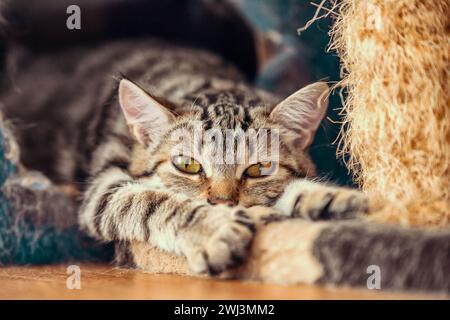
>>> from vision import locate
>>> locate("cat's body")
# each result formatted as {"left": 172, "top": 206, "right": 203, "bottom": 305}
{"left": 1, "top": 39, "right": 369, "bottom": 274}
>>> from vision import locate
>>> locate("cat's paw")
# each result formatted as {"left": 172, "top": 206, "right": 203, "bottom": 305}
{"left": 183, "top": 206, "right": 256, "bottom": 275}
{"left": 293, "top": 189, "right": 369, "bottom": 221}
{"left": 246, "top": 205, "right": 288, "bottom": 225}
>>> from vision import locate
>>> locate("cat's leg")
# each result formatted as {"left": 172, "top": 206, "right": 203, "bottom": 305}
{"left": 272, "top": 179, "right": 370, "bottom": 221}
{"left": 79, "top": 167, "right": 256, "bottom": 275}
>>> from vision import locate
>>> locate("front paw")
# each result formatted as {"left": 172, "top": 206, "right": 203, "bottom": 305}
{"left": 246, "top": 205, "right": 288, "bottom": 225}
{"left": 183, "top": 206, "right": 256, "bottom": 275}
{"left": 293, "top": 189, "right": 369, "bottom": 221}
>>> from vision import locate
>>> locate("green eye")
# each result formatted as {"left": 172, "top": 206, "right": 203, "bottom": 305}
{"left": 244, "top": 162, "right": 274, "bottom": 178}
{"left": 172, "top": 156, "right": 202, "bottom": 174}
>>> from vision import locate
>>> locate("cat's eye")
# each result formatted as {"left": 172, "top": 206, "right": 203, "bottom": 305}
{"left": 172, "top": 156, "right": 202, "bottom": 174}
{"left": 244, "top": 162, "right": 274, "bottom": 178}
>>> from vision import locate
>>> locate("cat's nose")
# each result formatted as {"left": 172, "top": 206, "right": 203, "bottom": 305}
{"left": 208, "top": 196, "right": 237, "bottom": 206}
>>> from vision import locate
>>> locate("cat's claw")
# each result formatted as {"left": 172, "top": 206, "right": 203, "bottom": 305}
{"left": 293, "top": 189, "right": 369, "bottom": 221}
{"left": 183, "top": 206, "right": 255, "bottom": 275}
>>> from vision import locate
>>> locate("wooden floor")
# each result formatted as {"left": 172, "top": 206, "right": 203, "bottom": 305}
{"left": 0, "top": 264, "right": 442, "bottom": 300}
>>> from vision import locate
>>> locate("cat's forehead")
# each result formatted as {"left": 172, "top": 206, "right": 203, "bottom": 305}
{"left": 198, "top": 90, "right": 248, "bottom": 105}
{"left": 188, "top": 88, "right": 267, "bottom": 107}
{"left": 179, "top": 90, "right": 271, "bottom": 130}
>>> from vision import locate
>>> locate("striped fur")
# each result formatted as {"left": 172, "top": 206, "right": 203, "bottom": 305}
{"left": 0, "top": 39, "right": 370, "bottom": 274}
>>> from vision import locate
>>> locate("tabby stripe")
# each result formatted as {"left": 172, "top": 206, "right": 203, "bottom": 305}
{"left": 118, "top": 194, "right": 135, "bottom": 219}
{"left": 241, "top": 107, "right": 252, "bottom": 131}
{"left": 234, "top": 210, "right": 256, "bottom": 234}
{"left": 247, "top": 98, "right": 263, "bottom": 108}
{"left": 189, "top": 80, "right": 211, "bottom": 96}
{"left": 106, "top": 194, "right": 136, "bottom": 240}
{"left": 204, "top": 93, "right": 219, "bottom": 103}
{"left": 149, "top": 65, "right": 176, "bottom": 84}
{"left": 162, "top": 78, "right": 208, "bottom": 97}
{"left": 320, "top": 195, "right": 335, "bottom": 220}
{"left": 79, "top": 183, "right": 99, "bottom": 218}
{"left": 231, "top": 89, "right": 245, "bottom": 105}
{"left": 93, "top": 189, "right": 116, "bottom": 237}
{"left": 182, "top": 205, "right": 206, "bottom": 228}
{"left": 201, "top": 107, "right": 213, "bottom": 129}
{"left": 214, "top": 105, "right": 223, "bottom": 116}
{"left": 164, "top": 208, "right": 178, "bottom": 224}
{"left": 291, "top": 194, "right": 303, "bottom": 217}
{"left": 142, "top": 194, "right": 169, "bottom": 241}
{"left": 93, "top": 181, "right": 128, "bottom": 236}
{"left": 97, "top": 157, "right": 130, "bottom": 176}
{"left": 133, "top": 160, "right": 165, "bottom": 179}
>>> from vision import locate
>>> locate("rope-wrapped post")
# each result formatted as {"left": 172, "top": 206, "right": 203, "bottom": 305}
{"left": 331, "top": 0, "right": 450, "bottom": 227}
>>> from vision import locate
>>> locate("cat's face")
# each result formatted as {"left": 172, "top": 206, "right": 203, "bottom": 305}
{"left": 119, "top": 79, "right": 328, "bottom": 207}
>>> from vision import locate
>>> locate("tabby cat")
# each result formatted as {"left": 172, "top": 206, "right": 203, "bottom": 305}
{"left": 1, "top": 39, "right": 368, "bottom": 274}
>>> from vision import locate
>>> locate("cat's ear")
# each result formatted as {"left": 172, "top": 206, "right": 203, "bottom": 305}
{"left": 118, "top": 79, "right": 175, "bottom": 146}
{"left": 269, "top": 82, "right": 328, "bottom": 149}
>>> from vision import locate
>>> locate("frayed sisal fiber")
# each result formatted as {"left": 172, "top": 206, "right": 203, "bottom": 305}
{"left": 330, "top": 0, "right": 450, "bottom": 227}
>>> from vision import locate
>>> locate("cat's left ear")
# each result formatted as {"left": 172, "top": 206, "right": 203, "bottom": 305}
{"left": 118, "top": 79, "right": 176, "bottom": 146}
{"left": 269, "top": 82, "right": 329, "bottom": 149}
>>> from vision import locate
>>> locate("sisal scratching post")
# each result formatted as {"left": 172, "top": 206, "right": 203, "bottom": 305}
{"left": 331, "top": 0, "right": 450, "bottom": 227}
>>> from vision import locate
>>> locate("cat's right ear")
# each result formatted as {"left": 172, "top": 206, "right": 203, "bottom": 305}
{"left": 269, "top": 82, "right": 329, "bottom": 149}
{"left": 118, "top": 79, "right": 175, "bottom": 146}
